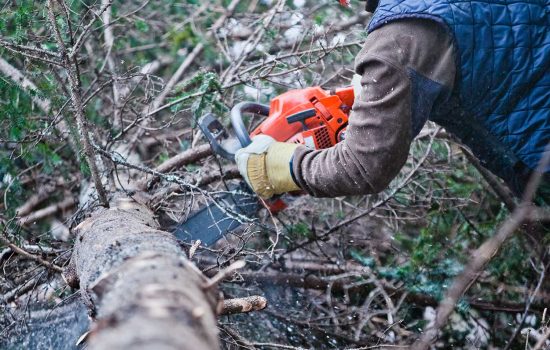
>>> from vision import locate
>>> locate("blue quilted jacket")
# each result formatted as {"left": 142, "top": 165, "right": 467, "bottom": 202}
{"left": 369, "top": 0, "right": 549, "bottom": 194}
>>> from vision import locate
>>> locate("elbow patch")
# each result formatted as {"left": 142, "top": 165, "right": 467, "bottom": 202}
{"left": 407, "top": 68, "right": 448, "bottom": 136}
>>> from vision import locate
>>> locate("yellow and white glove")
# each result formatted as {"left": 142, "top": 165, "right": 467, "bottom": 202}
{"left": 235, "top": 135, "right": 300, "bottom": 199}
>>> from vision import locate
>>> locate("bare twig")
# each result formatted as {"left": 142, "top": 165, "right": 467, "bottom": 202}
{"left": 503, "top": 263, "right": 547, "bottom": 350}
{"left": 221, "top": 0, "right": 285, "bottom": 84}
{"left": 532, "top": 327, "right": 550, "bottom": 350}
{"left": 135, "top": 144, "right": 212, "bottom": 191}
{"left": 128, "top": 0, "right": 242, "bottom": 148}
{"left": 0, "top": 235, "right": 63, "bottom": 273}
{"left": 460, "top": 145, "right": 517, "bottom": 211}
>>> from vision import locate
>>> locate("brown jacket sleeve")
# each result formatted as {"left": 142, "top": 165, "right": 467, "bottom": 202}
{"left": 292, "top": 19, "right": 456, "bottom": 197}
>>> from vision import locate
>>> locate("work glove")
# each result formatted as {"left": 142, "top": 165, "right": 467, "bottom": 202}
{"left": 235, "top": 135, "right": 300, "bottom": 199}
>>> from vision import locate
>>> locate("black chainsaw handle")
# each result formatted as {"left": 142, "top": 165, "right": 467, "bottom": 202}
{"left": 198, "top": 102, "right": 270, "bottom": 160}
{"left": 198, "top": 113, "right": 238, "bottom": 160}
{"left": 230, "top": 102, "right": 270, "bottom": 147}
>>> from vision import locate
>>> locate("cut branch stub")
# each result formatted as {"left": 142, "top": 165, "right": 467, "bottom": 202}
{"left": 221, "top": 296, "right": 267, "bottom": 315}
{"left": 68, "top": 197, "right": 219, "bottom": 349}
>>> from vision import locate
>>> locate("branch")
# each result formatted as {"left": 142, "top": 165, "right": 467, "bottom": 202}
{"left": 0, "top": 235, "right": 63, "bottom": 273}
{"left": 69, "top": 0, "right": 114, "bottom": 58}
{"left": 46, "top": 0, "right": 109, "bottom": 207}
{"left": 231, "top": 270, "right": 548, "bottom": 314}
{"left": 220, "top": 296, "right": 267, "bottom": 315}
{"left": 135, "top": 144, "right": 212, "bottom": 191}
{"left": 0, "top": 38, "right": 63, "bottom": 66}
{"left": 460, "top": 145, "right": 517, "bottom": 211}
{"left": 0, "top": 57, "right": 51, "bottom": 112}
{"left": 220, "top": 0, "right": 285, "bottom": 84}
{"left": 17, "top": 196, "right": 75, "bottom": 226}
{"left": 128, "top": 0, "right": 242, "bottom": 147}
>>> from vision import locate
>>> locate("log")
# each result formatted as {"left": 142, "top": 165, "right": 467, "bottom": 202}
{"left": 65, "top": 197, "right": 220, "bottom": 349}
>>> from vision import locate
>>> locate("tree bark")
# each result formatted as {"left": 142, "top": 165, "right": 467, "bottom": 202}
{"left": 65, "top": 197, "right": 220, "bottom": 349}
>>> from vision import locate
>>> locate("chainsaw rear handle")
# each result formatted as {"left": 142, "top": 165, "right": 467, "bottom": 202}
{"left": 231, "top": 102, "right": 270, "bottom": 147}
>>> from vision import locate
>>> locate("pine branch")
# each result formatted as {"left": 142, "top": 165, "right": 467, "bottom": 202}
{"left": 46, "top": 0, "right": 110, "bottom": 207}
{"left": 0, "top": 57, "right": 51, "bottom": 113}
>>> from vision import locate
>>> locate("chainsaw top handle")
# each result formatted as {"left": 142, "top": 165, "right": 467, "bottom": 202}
{"left": 231, "top": 102, "right": 270, "bottom": 147}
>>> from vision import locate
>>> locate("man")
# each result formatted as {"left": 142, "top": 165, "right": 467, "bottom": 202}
{"left": 236, "top": 0, "right": 549, "bottom": 203}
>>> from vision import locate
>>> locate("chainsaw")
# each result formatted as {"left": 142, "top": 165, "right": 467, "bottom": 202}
{"left": 199, "top": 86, "right": 354, "bottom": 159}
{"left": 174, "top": 86, "right": 354, "bottom": 245}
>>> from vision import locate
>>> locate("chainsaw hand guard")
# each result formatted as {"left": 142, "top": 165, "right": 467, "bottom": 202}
{"left": 199, "top": 102, "right": 269, "bottom": 160}
{"left": 198, "top": 113, "right": 238, "bottom": 160}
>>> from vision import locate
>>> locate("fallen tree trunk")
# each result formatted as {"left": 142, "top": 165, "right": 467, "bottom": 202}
{"left": 64, "top": 197, "right": 220, "bottom": 349}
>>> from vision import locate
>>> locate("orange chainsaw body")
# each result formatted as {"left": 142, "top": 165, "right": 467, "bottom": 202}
{"left": 197, "top": 86, "right": 355, "bottom": 214}
{"left": 250, "top": 86, "right": 354, "bottom": 149}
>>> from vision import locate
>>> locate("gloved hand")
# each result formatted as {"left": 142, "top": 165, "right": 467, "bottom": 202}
{"left": 235, "top": 135, "right": 300, "bottom": 198}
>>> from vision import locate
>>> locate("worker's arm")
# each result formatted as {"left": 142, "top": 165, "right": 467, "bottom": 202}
{"left": 292, "top": 19, "right": 456, "bottom": 197}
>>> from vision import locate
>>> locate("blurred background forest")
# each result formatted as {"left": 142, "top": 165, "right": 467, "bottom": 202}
{"left": 0, "top": 0, "right": 548, "bottom": 349}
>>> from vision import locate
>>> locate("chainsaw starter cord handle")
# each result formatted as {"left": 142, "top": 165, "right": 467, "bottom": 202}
{"left": 231, "top": 102, "right": 270, "bottom": 147}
